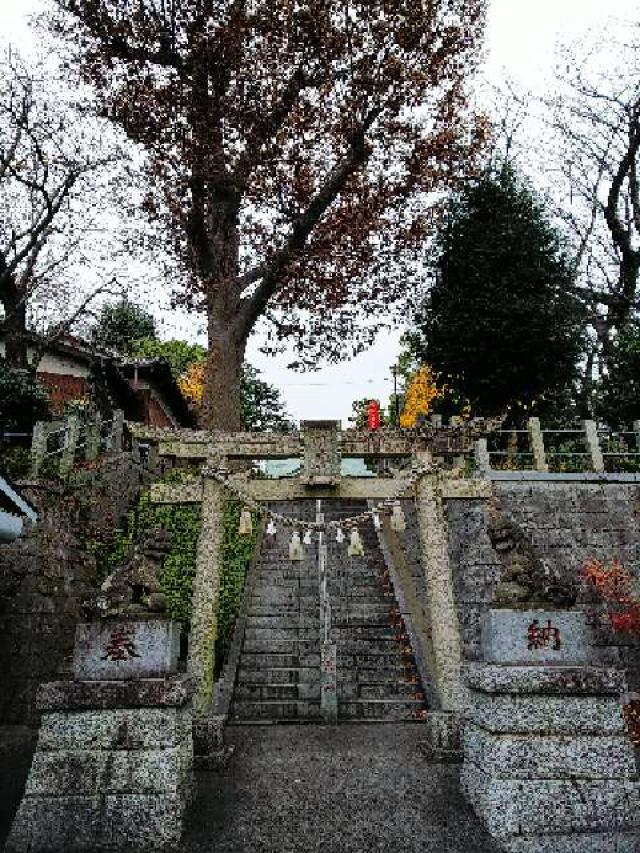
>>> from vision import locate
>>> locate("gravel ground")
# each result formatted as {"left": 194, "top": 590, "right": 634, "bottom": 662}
{"left": 184, "top": 723, "right": 499, "bottom": 853}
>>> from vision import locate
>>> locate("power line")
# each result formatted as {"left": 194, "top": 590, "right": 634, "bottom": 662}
{"left": 279, "top": 378, "right": 391, "bottom": 387}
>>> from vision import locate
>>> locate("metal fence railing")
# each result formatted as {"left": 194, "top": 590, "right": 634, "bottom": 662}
{"left": 475, "top": 419, "right": 640, "bottom": 475}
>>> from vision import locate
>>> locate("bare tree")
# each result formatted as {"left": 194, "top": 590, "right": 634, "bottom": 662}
{"left": 542, "top": 34, "right": 640, "bottom": 357}
{"left": 0, "top": 50, "right": 130, "bottom": 370}
{"left": 489, "top": 29, "right": 640, "bottom": 413}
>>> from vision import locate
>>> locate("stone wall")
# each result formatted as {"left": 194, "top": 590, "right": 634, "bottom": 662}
{"left": 447, "top": 498, "right": 501, "bottom": 663}
{"left": 0, "top": 454, "right": 153, "bottom": 726}
{"left": 447, "top": 482, "right": 640, "bottom": 689}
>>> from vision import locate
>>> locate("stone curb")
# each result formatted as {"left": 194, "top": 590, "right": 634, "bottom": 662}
{"left": 463, "top": 663, "right": 628, "bottom": 695}
{"left": 37, "top": 675, "right": 195, "bottom": 712}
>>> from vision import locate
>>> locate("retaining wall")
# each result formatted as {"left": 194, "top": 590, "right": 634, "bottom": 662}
{"left": 448, "top": 482, "right": 640, "bottom": 689}
{"left": 0, "top": 454, "right": 152, "bottom": 726}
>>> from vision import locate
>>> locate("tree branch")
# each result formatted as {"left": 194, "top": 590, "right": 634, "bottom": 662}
{"left": 233, "top": 65, "right": 313, "bottom": 187}
{"left": 234, "top": 110, "right": 381, "bottom": 342}
{"left": 30, "top": 278, "right": 121, "bottom": 367}
{"left": 604, "top": 114, "right": 640, "bottom": 261}
{"left": 59, "top": 0, "right": 183, "bottom": 69}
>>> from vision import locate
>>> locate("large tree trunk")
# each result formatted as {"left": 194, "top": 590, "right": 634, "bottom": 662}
{"left": 1, "top": 279, "right": 29, "bottom": 369}
{"left": 202, "top": 317, "right": 246, "bottom": 431}
{"left": 197, "top": 175, "right": 245, "bottom": 431}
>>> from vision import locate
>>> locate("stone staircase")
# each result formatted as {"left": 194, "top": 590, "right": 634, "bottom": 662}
{"left": 229, "top": 500, "right": 428, "bottom": 723}
{"left": 230, "top": 502, "right": 322, "bottom": 722}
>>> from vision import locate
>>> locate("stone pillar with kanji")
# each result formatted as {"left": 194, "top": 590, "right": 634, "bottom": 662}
{"left": 461, "top": 607, "right": 640, "bottom": 851}
{"left": 6, "top": 617, "right": 193, "bottom": 853}
{"left": 6, "top": 529, "right": 194, "bottom": 853}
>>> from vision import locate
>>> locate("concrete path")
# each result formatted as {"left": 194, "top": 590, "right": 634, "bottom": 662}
{"left": 184, "top": 723, "right": 499, "bottom": 853}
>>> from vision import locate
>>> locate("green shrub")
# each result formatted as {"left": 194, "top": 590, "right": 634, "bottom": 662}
{"left": 98, "top": 483, "right": 258, "bottom": 675}
{"left": 216, "top": 501, "right": 259, "bottom": 673}
{"left": 0, "top": 444, "right": 31, "bottom": 478}
{"left": 0, "top": 358, "right": 49, "bottom": 432}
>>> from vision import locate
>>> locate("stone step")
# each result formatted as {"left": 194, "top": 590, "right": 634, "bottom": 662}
{"left": 234, "top": 683, "right": 321, "bottom": 701}
{"left": 244, "top": 611, "right": 397, "bottom": 626}
{"left": 337, "top": 649, "right": 414, "bottom": 666}
{"left": 331, "top": 602, "right": 393, "bottom": 613}
{"left": 239, "top": 652, "right": 321, "bottom": 668}
{"left": 338, "top": 699, "right": 428, "bottom": 721}
{"left": 333, "top": 640, "right": 407, "bottom": 655}
{"left": 248, "top": 607, "right": 317, "bottom": 616}
{"left": 245, "top": 615, "right": 320, "bottom": 629}
{"left": 248, "top": 598, "right": 320, "bottom": 609}
{"left": 254, "top": 564, "right": 318, "bottom": 573}
{"left": 331, "top": 621, "right": 396, "bottom": 631}
{"left": 243, "top": 627, "right": 319, "bottom": 642}
{"left": 341, "top": 585, "right": 393, "bottom": 595}
{"left": 327, "top": 569, "right": 384, "bottom": 586}
{"left": 242, "top": 639, "right": 320, "bottom": 654}
{"left": 237, "top": 667, "right": 320, "bottom": 685}
{"left": 246, "top": 610, "right": 320, "bottom": 620}
{"left": 250, "top": 585, "right": 318, "bottom": 595}
{"left": 230, "top": 498, "right": 429, "bottom": 724}
{"left": 236, "top": 666, "right": 419, "bottom": 687}
{"left": 339, "top": 666, "right": 420, "bottom": 682}
{"left": 249, "top": 587, "right": 319, "bottom": 596}
{"left": 229, "top": 700, "right": 322, "bottom": 721}
{"left": 338, "top": 682, "right": 425, "bottom": 700}
{"left": 331, "top": 622, "right": 399, "bottom": 634}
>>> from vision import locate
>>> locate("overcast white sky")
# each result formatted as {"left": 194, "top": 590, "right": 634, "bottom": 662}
{"left": 1, "top": 0, "right": 638, "bottom": 423}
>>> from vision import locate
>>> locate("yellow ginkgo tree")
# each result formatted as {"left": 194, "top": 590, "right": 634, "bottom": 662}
{"left": 178, "top": 361, "right": 205, "bottom": 409}
{"left": 399, "top": 366, "right": 443, "bottom": 428}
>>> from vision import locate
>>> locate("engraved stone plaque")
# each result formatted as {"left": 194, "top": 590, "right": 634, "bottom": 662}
{"left": 481, "top": 609, "right": 589, "bottom": 665}
{"left": 300, "top": 420, "right": 341, "bottom": 487}
{"left": 73, "top": 619, "right": 181, "bottom": 681}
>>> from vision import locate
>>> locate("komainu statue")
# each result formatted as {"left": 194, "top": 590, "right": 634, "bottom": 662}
{"left": 85, "top": 526, "right": 173, "bottom": 618}
{"left": 487, "top": 500, "right": 577, "bottom": 608}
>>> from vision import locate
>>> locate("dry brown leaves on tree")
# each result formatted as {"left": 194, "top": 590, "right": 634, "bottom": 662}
{"left": 50, "top": 0, "right": 489, "bottom": 427}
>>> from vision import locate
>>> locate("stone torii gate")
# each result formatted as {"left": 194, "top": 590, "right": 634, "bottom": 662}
{"left": 131, "top": 419, "right": 493, "bottom": 716}
{"left": 10, "top": 418, "right": 637, "bottom": 853}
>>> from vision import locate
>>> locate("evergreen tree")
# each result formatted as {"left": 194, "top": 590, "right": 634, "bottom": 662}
{"left": 91, "top": 299, "right": 157, "bottom": 354}
{"left": 410, "top": 167, "right": 585, "bottom": 419}
{"left": 596, "top": 323, "right": 640, "bottom": 427}
{"left": 128, "top": 338, "right": 206, "bottom": 378}
{"left": 240, "top": 365, "right": 294, "bottom": 432}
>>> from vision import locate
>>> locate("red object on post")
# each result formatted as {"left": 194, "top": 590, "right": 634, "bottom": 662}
{"left": 367, "top": 400, "right": 381, "bottom": 430}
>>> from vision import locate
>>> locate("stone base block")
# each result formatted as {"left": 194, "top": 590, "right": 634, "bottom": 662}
{"left": 499, "top": 833, "right": 640, "bottom": 853}
{"left": 7, "top": 688, "right": 194, "bottom": 852}
{"left": 464, "top": 663, "right": 627, "bottom": 696}
{"left": 194, "top": 744, "right": 235, "bottom": 770}
{"left": 39, "top": 706, "right": 192, "bottom": 752}
{"left": 464, "top": 722, "right": 637, "bottom": 779}
{"left": 192, "top": 713, "right": 234, "bottom": 770}
{"left": 6, "top": 792, "right": 187, "bottom": 853}
{"left": 74, "top": 620, "right": 181, "bottom": 681}
{"left": 467, "top": 692, "right": 626, "bottom": 735}
{"left": 192, "top": 713, "right": 225, "bottom": 754}
{"left": 462, "top": 765, "right": 640, "bottom": 838}
{"left": 25, "top": 745, "right": 191, "bottom": 795}
{"left": 37, "top": 675, "right": 194, "bottom": 711}
{"left": 423, "top": 711, "right": 462, "bottom": 762}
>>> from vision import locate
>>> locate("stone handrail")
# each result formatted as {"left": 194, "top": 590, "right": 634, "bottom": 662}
{"left": 30, "top": 410, "right": 125, "bottom": 478}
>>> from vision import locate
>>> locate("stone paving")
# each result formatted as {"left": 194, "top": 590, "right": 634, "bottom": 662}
{"left": 184, "top": 723, "right": 500, "bottom": 853}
